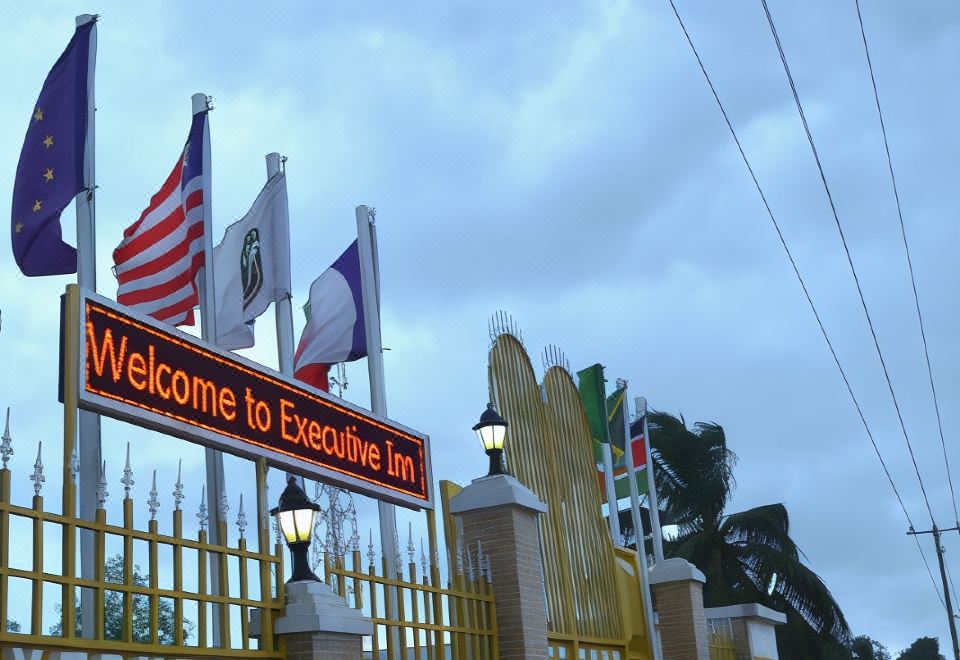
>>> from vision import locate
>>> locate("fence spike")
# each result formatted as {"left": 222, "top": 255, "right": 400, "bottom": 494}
{"left": 96, "top": 460, "right": 108, "bottom": 507}
{"left": 218, "top": 487, "right": 230, "bottom": 524}
{"left": 148, "top": 469, "right": 160, "bottom": 520}
{"left": 420, "top": 539, "right": 428, "bottom": 578}
{"left": 197, "top": 485, "right": 208, "bottom": 531}
{"left": 407, "top": 521, "right": 416, "bottom": 564}
{"left": 465, "top": 540, "right": 475, "bottom": 581}
{"left": 121, "top": 442, "right": 134, "bottom": 500}
{"left": 1, "top": 407, "right": 13, "bottom": 470}
{"left": 236, "top": 493, "right": 247, "bottom": 539}
{"left": 29, "top": 441, "right": 44, "bottom": 496}
{"left": 393, "top": 529, "right": 403, "bottom": 576}
{"left": 173, "top": 458, "right": 184, "bottom": 511}
{"left": 367, "top": 528, "right": 376, "bottom": 570}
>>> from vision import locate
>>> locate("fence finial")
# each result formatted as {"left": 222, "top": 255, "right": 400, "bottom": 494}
{"left": 148, "top": 469, "right": 160, "bottom": 520}
{"left": 420, "top": 538, "right": 428, "bottom": 582}
{"left": 0, "top": 406, "right": 13, "bottom": 470}
{"left": 367, "top": 528, "right": 376, "bottom": 570}
{"left": 121, "top": 442, "right": 134, "bottom": 499}
{"left": 96, "top": 460, "right": 108, "bottom": 507}
{"left": 173, "top": 459, "right": 184, "bottom": 511}
{"left": 1, "top": 407, "right": 12, "bottom": 470}
{"left": 197, "top": 485, "right": 208, "bottom": 531}
{"left": 407, "top": 521, "right": 416, "bottom": 564}
{"left": 465, "top": 540, "right": 476, "bottom": 581}
{"left": 393, "top": 529, "right": 403, "bottom": 576}
{"left": 29, "top": 441, "right": 44, "bottom": 496}
{"left": 218, "top": 487, "right": 230, "bottom": 523}
{"left": 237, "top": 493, "right": 248, "bottom": 539}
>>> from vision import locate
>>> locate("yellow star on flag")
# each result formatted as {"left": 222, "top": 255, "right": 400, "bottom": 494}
{"left": 32, "top": 200, "right": 42, "bottom": 212}
{"left": 43, "top": 168, "right": 54, "bottom": 182}
{"left": 15, "top": 223, "right": 23, "bottom": 234}
{"left": 33, "top": 108, "right": 43, "bottom": 122}
{"left": 43, "top": 135, "right": 53, "bottom": 148}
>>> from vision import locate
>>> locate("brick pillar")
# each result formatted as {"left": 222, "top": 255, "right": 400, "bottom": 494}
{"left": 251, "top": 580, "right": 372, "bottom": 660}
{"left": 648, "top": 558, "right": 709, "bottom": 660}
{"left": 449, "top": 473, "right": 549, "bottom": 660}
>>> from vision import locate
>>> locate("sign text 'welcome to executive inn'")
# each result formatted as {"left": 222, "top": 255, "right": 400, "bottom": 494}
{"left": 62, "top": 286, "right": 432, "bottom": 509}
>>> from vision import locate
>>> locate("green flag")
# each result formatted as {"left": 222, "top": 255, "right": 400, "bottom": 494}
{"left": 577, "top": 364, "right": 624, "bottom": 463}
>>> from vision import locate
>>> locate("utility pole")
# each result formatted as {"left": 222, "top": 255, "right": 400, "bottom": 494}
{"left": 907, "top": 524, "right": 960, "bottom": 660}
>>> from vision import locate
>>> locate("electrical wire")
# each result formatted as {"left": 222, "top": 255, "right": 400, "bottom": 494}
{"left": 664, "top": 0, "right": 945, "bottom": 609}
{"left": 759, "top": 0, "right": 937, "bottom": 527}
{"left": 852, "top": 0, "right": 959, "bottom": 529}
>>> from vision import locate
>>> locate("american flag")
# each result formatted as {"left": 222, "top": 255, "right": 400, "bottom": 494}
{"left": 113, "top": 111, "right": 208, "bottom": 326}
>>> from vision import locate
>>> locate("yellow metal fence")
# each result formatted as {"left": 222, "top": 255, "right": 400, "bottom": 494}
{"left": 708, "top": 630, "right": 737, "bottom": 660}
{"left": 322, "top": 513, "right": 498, "bottom": 660}
{"left": 0, "top": 466, "right": 284, "bottom": 658}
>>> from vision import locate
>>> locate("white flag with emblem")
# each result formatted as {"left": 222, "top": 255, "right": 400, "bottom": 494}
{"left": 212, "top": 171, "right": 291, "bottom": 349}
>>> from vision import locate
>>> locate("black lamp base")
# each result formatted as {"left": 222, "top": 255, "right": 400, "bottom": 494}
{"left": 287, "top": 541, "right": 321, "bottom": 583}
{"left": 486, "top": 448, "right": 504, "bottom": 476}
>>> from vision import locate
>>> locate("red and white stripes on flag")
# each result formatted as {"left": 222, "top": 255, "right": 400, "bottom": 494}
{"left": 113, "top": 111, "right": 208, "bottom": 326}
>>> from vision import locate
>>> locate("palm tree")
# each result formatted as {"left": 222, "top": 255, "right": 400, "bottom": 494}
{"left": 648, "top": 411, "right": 850, "bottom": 659}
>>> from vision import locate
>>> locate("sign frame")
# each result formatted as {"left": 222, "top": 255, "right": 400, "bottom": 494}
{"left": 63, "top": 285, "right": 433, "bottom": 510}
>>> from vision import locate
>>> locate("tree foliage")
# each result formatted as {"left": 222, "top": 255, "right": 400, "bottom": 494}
{"left": 849, "top": 635, "right": 891, "bottom": 660}
{"left": 4, "top": 619, "right": 20, "bottom": 633}
{"left": 49, "top": 554, "right": 194, "bottom": 643}
{"left": 897, "top": 637, "right": 945, "bottom": 660}
{"left": 649, "top": 411, "right": 850, "bottom": 659}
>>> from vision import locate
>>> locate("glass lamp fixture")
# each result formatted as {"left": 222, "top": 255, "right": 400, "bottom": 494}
{"left": 472, "top": 403, "right": 509, "bottom": 476}
{"left": 269, "top": 474, "right": 321, "bottom": 582}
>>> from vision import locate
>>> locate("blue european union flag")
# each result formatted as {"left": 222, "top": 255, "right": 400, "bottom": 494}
{"left": 11, "top": 20, "right": 94, "bottom": 276}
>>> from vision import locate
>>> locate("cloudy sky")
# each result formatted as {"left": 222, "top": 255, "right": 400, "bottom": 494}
{"left": 1, "top": 0, "right": 959, "bottom": 653}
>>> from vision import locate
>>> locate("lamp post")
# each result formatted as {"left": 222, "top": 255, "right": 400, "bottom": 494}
{"left": 270, "top": 474, "right": 321, "bottom": 583}
{"left": 472, "top": 403, "right": 509, "bottom": 476}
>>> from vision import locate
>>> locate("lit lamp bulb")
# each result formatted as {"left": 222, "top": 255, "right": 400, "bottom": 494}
{"left": 270, "top": 474, "right": 321, "bottom": 582}
{"left": 472, "top": 403, "right": 508, "bottom": 476}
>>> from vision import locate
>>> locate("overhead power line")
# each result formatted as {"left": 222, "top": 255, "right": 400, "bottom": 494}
{"left": 664, "top": 0, "right": 945, "bottom": 608}
{"left": 853, "top": 0, "right": 959, "bottom": 528}
{"left": 759, "top": 0, "right": 937, "bottom": 527}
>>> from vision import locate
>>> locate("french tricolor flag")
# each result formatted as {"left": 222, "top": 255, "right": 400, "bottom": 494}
{"left": 293, "top": 240, "right": 367, "bottom": 392}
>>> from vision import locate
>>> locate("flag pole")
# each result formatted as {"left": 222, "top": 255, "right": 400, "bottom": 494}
{"left": 599, "top": 370, "right": 621, "bottom": 545}
{"left": 623, "top": 389, "right": 663, "bottom": 660}
{"left": 355, "top": 204, "right": 401, "bottom": 646}
{"left": 267, "top": 152, "right": 295, "bottom": 376}
{"left": 620, "top": 386, "right": 645, "bottom": 558}
{"left": 193, "top": 92, "right": 226, "bottom": 645}
{"left": 74, "top": 13, "right": 100, "bottom": 640}
{"left": 266, "top": 152, "right": 305, "bottom": 495}
{"left": 637, "top": 396, "right": 664, "bottom": 563}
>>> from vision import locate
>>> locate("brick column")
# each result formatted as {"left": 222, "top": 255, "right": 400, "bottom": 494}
{"left": 449, "top": 474, "right": 549, "bottom": 660}
{"left": 648, "top": 558, "right": 709, "bottom": 660}
{"left": 251, "top": 580, "right": 372, "bottom": 660}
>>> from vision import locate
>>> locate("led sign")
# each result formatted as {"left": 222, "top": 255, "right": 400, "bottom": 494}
{"left": 62, "top": 286, "right": 432, "bottom": 509}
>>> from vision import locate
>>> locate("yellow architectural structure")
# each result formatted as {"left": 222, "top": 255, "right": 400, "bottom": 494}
{"left": 487, "top": 332, "right": 655, "bottom": 660}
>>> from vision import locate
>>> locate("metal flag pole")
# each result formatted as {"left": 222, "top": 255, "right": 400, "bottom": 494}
{"left": 268, "top": 152, "right": 295, "bottom": 376}
{"left": 355, "top": 205, "right": 401, "bottom": 647}
{"left": 620, "top": 385, "right": 645, "bottom": 556}
{"left": 265, "top": 152, "right": 307, "bottom": 510}
{"left": 637, "top": 396, "right": 664, "bottom": 563}
{"left": 622, "top": 388, "right": 663, "bottom": 660}
{"left": 192, "top": 92, "right": 226, "bottom": 645}
{"left": 74, "top": 13, "right": 100, "bottom": 640}
{"left": 599, "top": 372, "right": 621, "bottom": 544}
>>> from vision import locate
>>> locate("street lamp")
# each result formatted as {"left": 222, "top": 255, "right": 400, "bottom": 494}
{"left": 472, "top": 403, "right": 509, "bottom": 476}
{"left": 270, "top": 474, "right": 321, "bottom": 583}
